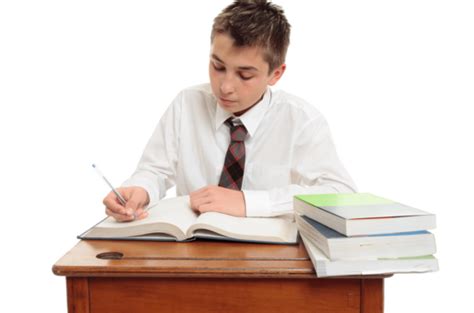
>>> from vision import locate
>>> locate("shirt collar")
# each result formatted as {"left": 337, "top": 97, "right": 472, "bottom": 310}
{"left": 214, "top": 88, "right": 272, "bottom": 137}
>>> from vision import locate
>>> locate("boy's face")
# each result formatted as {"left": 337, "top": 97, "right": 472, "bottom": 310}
{"left": 209, "top": 33, "right": 285, "bottom": 115}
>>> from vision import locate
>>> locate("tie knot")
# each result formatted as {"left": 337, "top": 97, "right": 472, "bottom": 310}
{"left": 225, "top": 118, "right": 247, "bottom": 142}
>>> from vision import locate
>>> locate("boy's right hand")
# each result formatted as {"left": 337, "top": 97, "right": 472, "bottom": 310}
{"left": 103, "top": 186, "right": 150, "bottom": 222}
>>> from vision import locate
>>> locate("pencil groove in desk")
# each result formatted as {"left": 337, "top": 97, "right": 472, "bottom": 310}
{"left": 54, "top": 261, "right": 316, "bottom": 278}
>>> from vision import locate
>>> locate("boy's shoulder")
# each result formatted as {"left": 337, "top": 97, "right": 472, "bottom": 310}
{"left": 178, "top": 83, "right": 214, "bottom": 101}
{"left": 169, "top": 83, "right": 216, "bottom": 112}
{"left": 271, "top": 89, "right": 326, "bottom": 123}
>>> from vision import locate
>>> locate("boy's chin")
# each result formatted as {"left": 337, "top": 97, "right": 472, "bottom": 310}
{"left": 218, "top": 101, "right": 241, "bottom": 112}
{"left": 219, "top": 103, "right": 255, "bottom": 117}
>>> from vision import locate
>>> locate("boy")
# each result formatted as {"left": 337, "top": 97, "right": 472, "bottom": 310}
{"left": 104, "top": 0, "right": 356, "bottom": 222}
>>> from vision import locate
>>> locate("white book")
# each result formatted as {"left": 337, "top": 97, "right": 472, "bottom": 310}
{"left": 80, "top": 196, "right": 298, "bottom": 244}
{"left": 296, "top": 214, "right": 436, "bottom": 260}
{"left": 301, "top": 236, "right": 439, "bottom": 277}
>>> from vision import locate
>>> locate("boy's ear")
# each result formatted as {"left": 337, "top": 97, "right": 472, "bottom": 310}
{"left": 268, "top": 64, "right": 286, "bottom": 86}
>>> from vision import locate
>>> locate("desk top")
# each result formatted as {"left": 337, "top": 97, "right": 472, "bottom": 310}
{"left": 53, "top": 239, "right": 316, "bottom": 278}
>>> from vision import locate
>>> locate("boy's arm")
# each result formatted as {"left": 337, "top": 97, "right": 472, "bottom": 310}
{"left": 244, "top": 115, "right": 356, "bottom": 217}
{"left": 121, "top": 93, "right": 182, "bottom": 208}
{"left": 190, "top": 115, "right": 356, "bottom": 218}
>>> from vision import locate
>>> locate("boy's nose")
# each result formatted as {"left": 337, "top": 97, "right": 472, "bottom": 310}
{"left": 220, "top": 76, "right": 235, "bottom": 95}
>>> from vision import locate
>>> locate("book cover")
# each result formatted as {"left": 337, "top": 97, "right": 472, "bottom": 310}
{"left": 296, "top": 214, "right": 436, "bottom": 260}
{"left": 294, "top": 193, "right": 436, "bottom": 236}
{"left": 295, "top": 193, "right": 431, "bottom": 220}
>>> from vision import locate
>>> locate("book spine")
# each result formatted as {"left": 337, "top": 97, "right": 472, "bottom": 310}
{"left": 294, "top": 198, "right": 349, "bottom": 235}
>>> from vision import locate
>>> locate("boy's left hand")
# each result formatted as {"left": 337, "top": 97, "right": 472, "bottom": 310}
{"left": 190, "top": 185, "right": 246, "bottom": 217}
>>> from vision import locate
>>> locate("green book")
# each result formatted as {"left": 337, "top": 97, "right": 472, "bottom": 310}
{"left": 296, "top": 193, "right": 393, "bottom": 207}
{"left": 294, "top": 193, "right": 436, "bottom": 236}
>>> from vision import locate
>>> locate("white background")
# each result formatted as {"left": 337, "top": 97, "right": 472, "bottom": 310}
{"left": 1, "top": 1, "right": 473, "bottom": 312}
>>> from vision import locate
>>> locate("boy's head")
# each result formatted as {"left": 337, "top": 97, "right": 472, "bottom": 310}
{"left": 211, "top": 0, "right": 290, "bottom": 74}
{"left": 209, "top": 0, "right": 291, "bottom": 115}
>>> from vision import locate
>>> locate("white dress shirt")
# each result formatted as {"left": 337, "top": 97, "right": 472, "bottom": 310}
{"left": 122, "top": 83, "right": 356, "bottom": 217}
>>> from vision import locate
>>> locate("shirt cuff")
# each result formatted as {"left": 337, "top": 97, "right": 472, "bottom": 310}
{"left": 242, "top": 190, "right": 272, "bottom": 217}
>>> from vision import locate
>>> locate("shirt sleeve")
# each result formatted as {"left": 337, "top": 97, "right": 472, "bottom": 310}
{"left": 243, "top": 114, "right": 357, "bottom": 217}
{"left": 121, "top": 92, "right": 183, "bottom": 207}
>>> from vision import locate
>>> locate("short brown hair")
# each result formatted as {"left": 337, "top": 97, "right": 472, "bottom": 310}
{"left": 211, "top": 0, "right": 291, "bottom": 73}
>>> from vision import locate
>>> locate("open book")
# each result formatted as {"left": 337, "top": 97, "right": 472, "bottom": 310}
{"left": 79, "top": 196, "right": 298, "bottom": 244}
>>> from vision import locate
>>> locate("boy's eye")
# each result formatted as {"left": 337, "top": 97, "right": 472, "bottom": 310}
{"left": 239, "top": 73, "right": 253, "bottom": 81}
{"left": 212, "top": 63, "right": 225, "bottom": 71}
{"left": 212, "top": 62, "right": 253, "bottom": 80}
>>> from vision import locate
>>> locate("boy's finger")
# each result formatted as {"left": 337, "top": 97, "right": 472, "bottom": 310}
{"left": 106, "top": 208, "right": 135, "bottom": 222}
{"left": 190, "top": 186, "right": 208, "bottom": 197}
{"left": 126, "top": 189, "right": 149, "bottom": 212}
{"left": 191, "top": 195, "right": 211, "bottom": 210}
{"left": 103, "top": 193, "right": 127, "bottom": 215}
{"left": 190, "top": 193, "right": 203, "bottom": 209}
{"left": 134, "top": 210, "right": 149, "bottom": 221}
{"left": 135, "top": 207, "right": 145, "bottom": 216}
{"left": 196, "top": 203, "right": 213, "bottom": 214}
{"left": 124, "top": 199, "right": 139, "bottom": 217}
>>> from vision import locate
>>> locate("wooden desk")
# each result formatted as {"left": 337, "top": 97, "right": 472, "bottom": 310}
{"left": 53, "top": 240, "right": 387, "bottom": 313}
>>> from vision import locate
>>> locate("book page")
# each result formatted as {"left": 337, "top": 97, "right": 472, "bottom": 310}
{"left": 188, "top": 212, "right": 298, "bottom": 243}
{"left": 83, "top": 196, "right": 198, "bottom": 240}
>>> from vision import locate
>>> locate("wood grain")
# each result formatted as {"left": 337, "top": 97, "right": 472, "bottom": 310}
{"left": 361, "top": 279, "right": 384, "bottom": 313}
{"left": 67, "top": 278, "right": 90, "bottom": 313}
{"left": 88, "top": 277, "right": 360, "bottom": 313}
{"left": 53, "top": 240, "right": 315, "bottom": 278}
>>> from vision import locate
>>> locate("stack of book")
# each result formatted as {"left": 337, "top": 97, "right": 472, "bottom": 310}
{"left": 294, "top": 193, "right": 439, "bottom": 277}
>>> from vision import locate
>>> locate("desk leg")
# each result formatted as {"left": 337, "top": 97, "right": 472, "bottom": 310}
{"left": 67, "top": 277, "right": 90, "bottom": 313}
{"left": 360, "top": 279, "right": 384, "bottom": 313}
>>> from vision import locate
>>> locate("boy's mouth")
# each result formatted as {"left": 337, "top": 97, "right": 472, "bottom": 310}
{"left": 219, "top": 97, "right": 237, "bottom": 104}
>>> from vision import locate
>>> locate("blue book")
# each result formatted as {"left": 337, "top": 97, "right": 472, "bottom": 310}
{"left": 296, "top": 214, "right": 436, "bottom": 260}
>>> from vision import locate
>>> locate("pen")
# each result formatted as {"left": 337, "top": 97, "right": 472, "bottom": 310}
{"left": 92, "top": 164, "right": 131, "bottom": 216}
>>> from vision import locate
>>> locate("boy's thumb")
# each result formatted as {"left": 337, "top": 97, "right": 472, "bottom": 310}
{"left": 125, "top": 198, "right": 139, "bottom": 216}
{"left": 126, "top": 190, "right": 147, "bottom": 210}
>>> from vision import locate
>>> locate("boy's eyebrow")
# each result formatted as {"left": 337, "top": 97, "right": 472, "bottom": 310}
{"left": 211, "top": 54, "right": 259, "bottom": 72}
